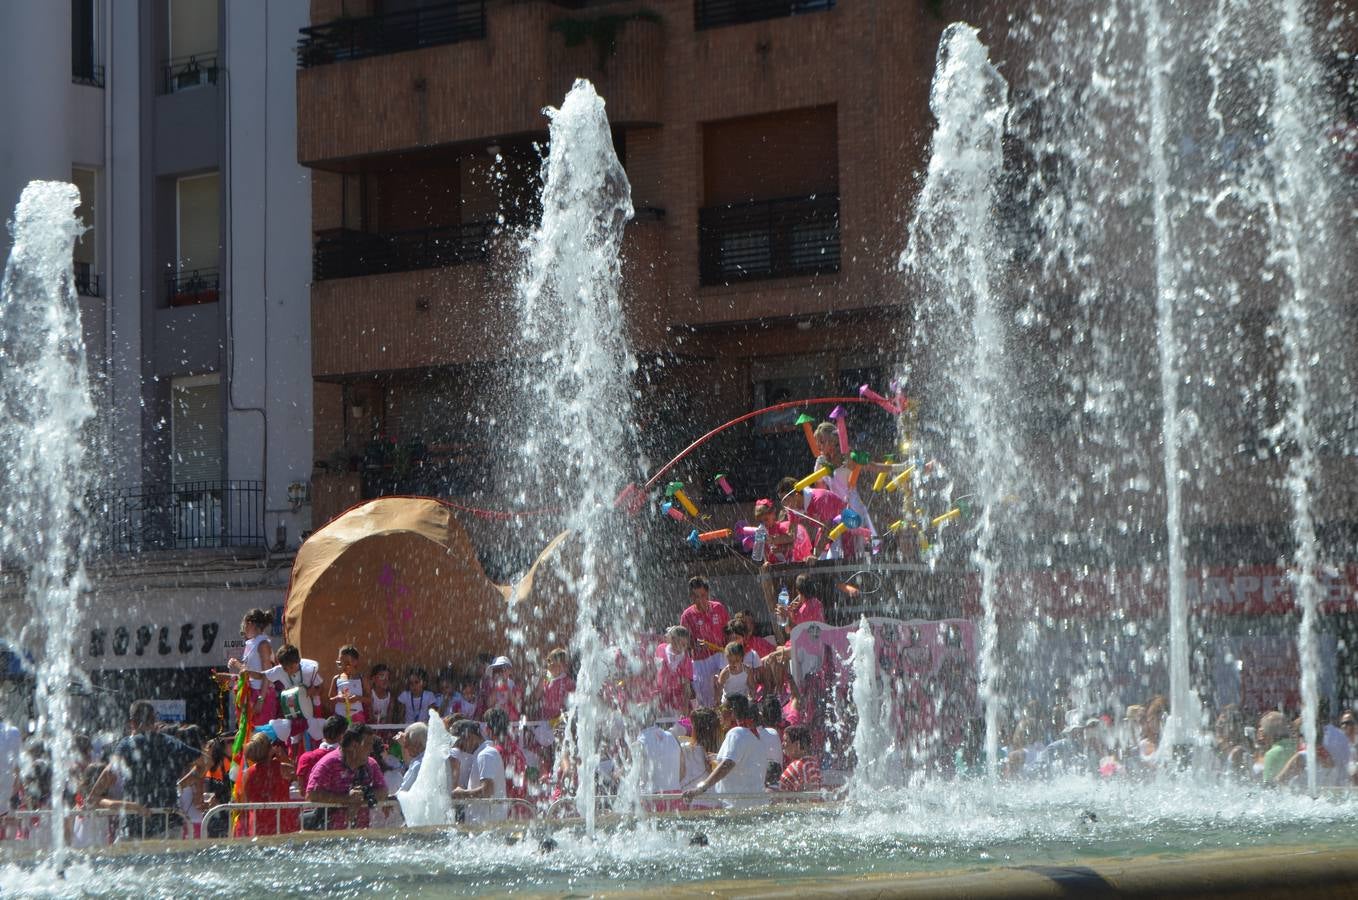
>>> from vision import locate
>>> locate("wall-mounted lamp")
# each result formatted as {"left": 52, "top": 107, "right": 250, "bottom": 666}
{"left": 288, "top": 481, "right": 309, "bottom": 511}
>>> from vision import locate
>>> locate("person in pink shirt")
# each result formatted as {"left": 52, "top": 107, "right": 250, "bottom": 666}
{"left": 654, "top": 626, "right": 695, "bottom": 715}
{"left": 752, "top": 498, "right": 812, "bottom": 564}
{"left": 778, "top": 477, "right": 846, "bottom": 558}
{"left": 776, "top": 574, "right": 825, "bottom": 641}
{"left": 680, "top": 576, "right": 730, "bottom": 707}
{"left": 304, "top": 723, "right": 387, "bottom": 830}
{"left": 538, "top": 648, "right": 574, "bottom": 721}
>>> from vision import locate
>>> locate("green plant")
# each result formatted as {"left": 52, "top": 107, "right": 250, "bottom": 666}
{"left": 550, "top": 10, "right": 661, "bottom": 72}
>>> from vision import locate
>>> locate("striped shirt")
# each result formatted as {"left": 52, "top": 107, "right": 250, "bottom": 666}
{"left": 778, "top": 756, "right": 822, "bottom": 793}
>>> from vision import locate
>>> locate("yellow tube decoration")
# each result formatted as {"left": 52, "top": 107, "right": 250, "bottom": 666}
{"left": 828, "top": 521, "right": 848, "bottom": 541}
{"left": 793, "top": 466, "right": 832, "bottom": 492}
{"left": 931, "top": 508, "right": 962, "bottom": 528}
{"left": 673, "top": 489, "right": 699, "bottom": 518}
{"left": 884, "top": 465, "right": 916, "bottom": 493}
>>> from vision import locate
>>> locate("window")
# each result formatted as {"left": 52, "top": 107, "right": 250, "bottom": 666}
{"left": 72, "top": 0, "right": 103, "bottom": 86}
{"left": 163, "top": 0, "right": 218, "bottom": 94}
{"left": 170, "top": 375, "right": 222, "bottom": 484}
{"left": 695, "top": 0, "right": 836, "bottom": 31}
{"left": 171, "top": 172, "right": 220, "bottom": 305}
{"left": 72, "top": 168, "right": 99, "bottom": 296}
{"left": 700, "top": 106, "right": 840, "bottom": 285}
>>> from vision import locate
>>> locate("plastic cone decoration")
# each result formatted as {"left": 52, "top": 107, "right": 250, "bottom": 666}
{"left": 795, "top": 413, "right": 818, "bottom": 456}
{"left": 828, "top": 405, "right": 850, "bottom": 454}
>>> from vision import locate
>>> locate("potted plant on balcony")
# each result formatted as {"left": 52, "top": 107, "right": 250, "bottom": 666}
{"left": 549, "top": 9, "right": 661, "bottom": 72}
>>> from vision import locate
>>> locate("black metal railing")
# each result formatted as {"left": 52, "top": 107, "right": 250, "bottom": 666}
{"left": 297, "top": 1, "right": 487, "bottom": 68}
{"left": 97, "top": 480, "right": 265, "bottom": 554}
{"left": 167, "top": 268, "right": 220, "bottom": 306}
{"left": 74, "top": 261, "right": 101, "bottom": 297}
{"left": 695, "top": 0, "right": 836, "bottom": 30}
{"left": 312, "top": 223, "right": 492, "bottom": 280}
{"left": 72, "top": 62, "right": 105, "bottom": 88}
{"left": 161, "top": 54, "right": 219, "bottom": 94}
{"left": 699, "top": 193, "right": 840, "bottom": 285}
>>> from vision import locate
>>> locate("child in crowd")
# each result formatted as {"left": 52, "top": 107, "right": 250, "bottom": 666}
{"left": 539, "top": 648, "right": 574, "bottom": 722}
{"left": 328, "top": 645, "right": 366, "bottom": 723}
{"left": 753, "top": 497, "right": 813, "bottom": 564}
{"left": 731, "top": 612, "right": 777, "bottom": 659}
{"left": 654, "top": 626, "right": 696, "bottom": 716}
{"left": 435, "top": 670, "right": 462, "bottom": 719}
{"left": 778, "top": 725, "right": 822, "bottom": 793}
{"left": 478, "top": 656, "right": 522, "bottom": 720}
{"left": 261, "top": 644, "right": 324, "bottom": 717}
{"left": 235, "top": 733, "right": 298, "bottom": 837}
{"left": 368, "top": 663, "right": 396, "bottom": 725}
{"left": 216, "top": 608, "right": 278, "bottom": 721}
{"left": 778, "top": 475, "right": 847, "bottom": 559}
{"left": 397, "top": 667, "right": 437, "bottom": 726}
{"left": 715, "top": 641, "right": 754, "bottom": 702}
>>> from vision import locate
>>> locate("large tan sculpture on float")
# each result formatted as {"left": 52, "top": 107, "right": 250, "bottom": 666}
{"left": 284, "top": 497, "right": 579, "bottom": 684}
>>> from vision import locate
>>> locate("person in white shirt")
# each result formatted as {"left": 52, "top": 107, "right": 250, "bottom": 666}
{"left": 395, "top": 723, "right": 427, "bottom": 793}
{"left": 449, "top": 719, "right": 507, "bottom": 822}
{"left": 636, "top": 721, "right": 682, "bottom": 795}
{"left": 397, "top": 668, "right": 438, "bottom": 726}
{"left": 682, "top": 696, "right": 769, "bottom": 804}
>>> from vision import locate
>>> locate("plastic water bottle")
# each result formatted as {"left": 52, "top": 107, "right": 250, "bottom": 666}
{"left": 778, "top": 586, "right": 790, "bottom": 607}
{"left": 752, "top": 524, "right": 767, "bottom": 563}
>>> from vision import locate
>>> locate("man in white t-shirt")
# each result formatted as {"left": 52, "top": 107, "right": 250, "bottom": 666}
{"left": 636, "top": 721, "right": 682, "bottom": 795}
{"left": 681, "top": 696, "right": 769, "bottom": 803}
{"left": 449, "top": 719, "right": 507, "bottom": 822}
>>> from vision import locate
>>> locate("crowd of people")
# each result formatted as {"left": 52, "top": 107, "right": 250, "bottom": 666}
{"left": 996, "top": 696, "right": 1358, "bottom": 787}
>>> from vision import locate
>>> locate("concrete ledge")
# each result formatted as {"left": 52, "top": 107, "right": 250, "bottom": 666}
{"left": 604, "top": 845, "right": 1358, "bottom": 899}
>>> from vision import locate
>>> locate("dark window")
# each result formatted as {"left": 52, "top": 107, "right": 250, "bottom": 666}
{"left": 699, "top": 193, "right": 840, "bottom": 285}
{"left": 72, "top": 0, "right": 103, "bottom": 87}
{"left": 695, "top": 0, "right": 835, "bottom": 31}
{"left": 297, "top": 0, "right": 487, "bottom": 68}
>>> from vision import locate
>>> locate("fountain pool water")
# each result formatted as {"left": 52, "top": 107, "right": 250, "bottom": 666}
{"left": 5, "top": 781, "right": 1357, "bottom": 897}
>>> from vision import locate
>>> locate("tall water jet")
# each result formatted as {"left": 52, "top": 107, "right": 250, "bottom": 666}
{"left": 847, "top": 618, "right": 894, "bottom": 796}
{"left": 902, "top": 24, "right": 1015, "bottom": 780}
{"left": 0, "top": 181, "right": 95, "bottom": 856}
{"left": 1260, "top": 0, "right": 1339, "bottom": 796}
{"left": 512, "top": 80, "right": 638, "bottom": 831}
{"left": 1142, "top": 0, "right": 1201, "bottom": 753}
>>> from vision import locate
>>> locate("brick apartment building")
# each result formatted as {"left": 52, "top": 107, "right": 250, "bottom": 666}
{"left": 298, "top": 0, "right": 963, "bottom": 545}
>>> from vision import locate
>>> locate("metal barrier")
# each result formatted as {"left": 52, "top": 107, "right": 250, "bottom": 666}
{"left": 1, "top": 807, "right": 186, "bottom": 845}
{"left": 544, "top": 790, "right": 833, "bottom": 820}
{"left": 200, "top": 796, "right": 535, "bottom": 837}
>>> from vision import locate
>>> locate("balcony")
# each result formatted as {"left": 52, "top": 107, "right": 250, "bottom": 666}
{"left": 699, "top": 193, "right": 840, "bottom": 285}
{"left": 313, "top": 223, "right": 492, "bottom": 281}
{"left": 160, "top": 54, "right": 220, "bottom": 95}
{"left": 695, "top": 0, "right": 836, "bottom": 31}
{"left": 298, "top": 0, "right": 487, "bottom": 68}
{"left": 97, "top": 480, "right": 265, "bottom": 554}
{"left": 167, "top": 268, "right": 220, "bottom": 307}
{"left": 74, "top": 262, "right": 101, "bottom": 298}
{"left": 296, "top": 2, "right": 662, "bottom": 165}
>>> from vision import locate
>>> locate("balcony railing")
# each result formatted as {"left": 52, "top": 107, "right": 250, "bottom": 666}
{"left": 297, "top": 1, "right": 487, "bottom": 69}
{"left": 72, "top": 61, "right": 105, "bottom": 88}
{"left": 699, "top": 193, "right": 840, "bottom": 285}
{"left": 695, "top": 0, "right": 836, "bottom": 30}
{"left": 167, "top": 268, "right": 220, "bottom": 306}
{"left": 96, "top": 480, "right": 265, "bottom": 554}
{"left": 313, "top": 223, "right": 492, "bottom": 281}
{"left": 161, "top": 54, "right": 219, "bottom": 95}
{"left": 74, "top": 262, "right": 101, "bottom": 298}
